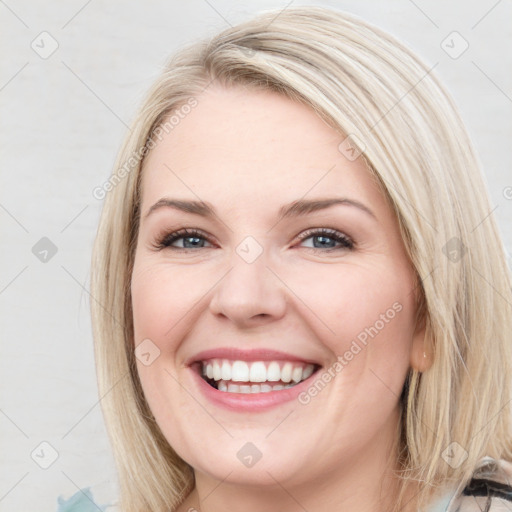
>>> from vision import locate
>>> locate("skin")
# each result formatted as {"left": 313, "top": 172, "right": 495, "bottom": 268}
{"left": 130, "top": 83, "right": 430, "bottom": 512}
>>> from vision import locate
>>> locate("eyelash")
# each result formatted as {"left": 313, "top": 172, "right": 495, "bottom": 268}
{"left": 152, "top": 227, "right": 354, "bottom": 252}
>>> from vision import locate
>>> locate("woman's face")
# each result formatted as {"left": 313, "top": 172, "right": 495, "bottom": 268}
{"left": 131, "top": 84, "right": 426, "bottom": 490}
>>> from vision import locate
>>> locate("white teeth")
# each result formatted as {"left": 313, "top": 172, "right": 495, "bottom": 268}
{"left": 249, "top": 361, "right": 267, "bottom": 382}
{"left": 267, "top": 361, "right": 281, "bottom": 381}
{"left": 227, "top": 383, "right": 239, "bottom": 393}
{"left": 302, "top": 365, "right": 314, "bottom": 380}
{"left": 231, "top": 361, "right": 249, "bottom": 382}
{"left": 291, "top": 366, "right": 303, "bottom": 383}
{"left": 221, "top": 360, "right": 231, "bottom": 380}
{"left": 281, "top": 362, "right": 293, "bottom": 383}
{"left": 216, "top": 381, "right": 295, "bottom": 393}
{"left": 213, "top": 360, "right": 221, "bottom": 381}
{"left": 201, "top": 358, "right": 317, "bottom": 392}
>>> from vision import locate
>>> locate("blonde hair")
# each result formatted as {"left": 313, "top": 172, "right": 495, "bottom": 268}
{"left": 90, "top": 6, "right": 512, "bottom": 511}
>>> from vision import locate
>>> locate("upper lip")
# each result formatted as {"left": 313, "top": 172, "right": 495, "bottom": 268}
{"left": 185, "top": 348, "right": 321, "bottom": 366}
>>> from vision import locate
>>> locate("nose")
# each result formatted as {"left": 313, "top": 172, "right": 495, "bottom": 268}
{"left": 208, "top": 249, "right": 287, "bottom": 328}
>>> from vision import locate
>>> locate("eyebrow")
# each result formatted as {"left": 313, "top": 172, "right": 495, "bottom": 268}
{"left": 143, "top": 197, "right": 376, "bottom": 222}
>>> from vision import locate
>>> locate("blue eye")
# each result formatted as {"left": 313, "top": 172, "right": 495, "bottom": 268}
{"left": 156, "top": 229, "right": 212, "bottom": 250}
{"left": 153, "top": 227, "right": 354, "bottom": 252}
{"left": 297, "top": 228, "right": 354, "bottom": 251}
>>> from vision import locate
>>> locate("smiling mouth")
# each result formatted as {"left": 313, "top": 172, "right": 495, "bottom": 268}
{"left": 196, "top": 359, "right": 320, "bottom": 393}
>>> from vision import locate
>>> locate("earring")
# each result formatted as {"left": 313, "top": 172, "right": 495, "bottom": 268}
{"left": 423, "top": 352, "right": 427, "bottom": 359}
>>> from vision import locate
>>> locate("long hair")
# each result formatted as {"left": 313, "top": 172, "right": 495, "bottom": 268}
{"left": 90, "top": 6, "right": 512, "bottom": 511}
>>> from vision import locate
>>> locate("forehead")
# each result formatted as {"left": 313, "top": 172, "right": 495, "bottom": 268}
{"left": 140, "top": 84, "right": 385, "bottom": 217}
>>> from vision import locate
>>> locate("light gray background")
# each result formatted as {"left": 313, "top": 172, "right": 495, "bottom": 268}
{"left": 1, "top": 1, "right": 511, "bottom": 510}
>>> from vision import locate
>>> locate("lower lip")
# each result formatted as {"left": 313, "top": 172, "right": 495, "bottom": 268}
{"left": 189, "top": 366, "right": 318, "bottom": 412}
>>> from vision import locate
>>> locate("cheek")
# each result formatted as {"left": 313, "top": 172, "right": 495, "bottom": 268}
{"left": 294, "top": 264, "right": 416, "bottom": 444}
{"left": 131, "top": 262, "right": 204, "bottom": 350}
{"left": 130, "top": 264, "right": 189, "bottom": 403}
{"left": 130, "top": 263, "right": 206, "bottom": 444}
{"left": 290, "top": 262, "right": 416, "bottom": 387}
{"left": 288, "top": 260, "right": 415, "bottom": 337}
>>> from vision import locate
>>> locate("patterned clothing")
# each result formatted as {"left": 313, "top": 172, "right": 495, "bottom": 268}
{"left": 56, "top": 457, "right": 512, "bottom": 511}
{"left": 429, "top": 457, "right": 512, "bottom": 511}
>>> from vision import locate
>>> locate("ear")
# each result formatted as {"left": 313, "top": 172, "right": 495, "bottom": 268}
{"left": 409, "top": 312, "right": 433, "bottom": 373}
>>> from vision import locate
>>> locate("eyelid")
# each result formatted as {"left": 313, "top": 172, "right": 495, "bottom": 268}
{"left": 152, "top": 228, "right": 215, "bottom": 251}
{"left": 152, "top": 226, "right": 355, "bottom": 252}
{"left": 295, "top": 227, "right": 354, "bottom": 250}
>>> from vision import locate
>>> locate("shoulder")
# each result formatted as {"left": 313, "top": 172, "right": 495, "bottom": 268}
{"left": 446, "top": 457, "right": 512, "bottom": 511}
{"left": 57, "top": 486, "right": 117, "bottom": 511}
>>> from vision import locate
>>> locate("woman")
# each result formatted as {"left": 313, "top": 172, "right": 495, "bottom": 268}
{"left": 90, "top": 6, "right": 512, "bottom": 511}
